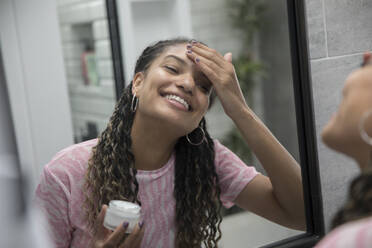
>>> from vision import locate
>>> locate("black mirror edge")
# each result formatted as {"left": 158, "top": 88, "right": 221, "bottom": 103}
{"left": 106, "top": 0, "right": 125, "bottom": 101}
{"left": 273, "top": 0, "right": 326, "bottom": 247}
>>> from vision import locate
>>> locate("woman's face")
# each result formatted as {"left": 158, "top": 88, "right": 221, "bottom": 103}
{"left": 132, "top": 44, "right": 212, "bottom": 136}
{"left": 322, "top": 65, "right": 372, "bottom": 160}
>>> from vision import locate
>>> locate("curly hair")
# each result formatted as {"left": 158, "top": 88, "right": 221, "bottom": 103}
{"left": 331, "top": 159, "right": 372, "bottom": 229}
{"left": 83, "top": 38, "right": 222, "bottom": 247}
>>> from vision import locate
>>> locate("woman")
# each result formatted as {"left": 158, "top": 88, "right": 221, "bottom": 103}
{"left": 315, "top": 53, "right": 372, "bottom": 247}
{"left": 35, "top": 38, "right": 305, "bottom": 248}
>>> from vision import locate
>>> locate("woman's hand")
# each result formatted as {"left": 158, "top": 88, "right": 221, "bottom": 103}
{"left": 91, "top": 205, "right": 144, "bottom": 248}
{"left": 185, "top": 42, "right": 249, "bottom": 120}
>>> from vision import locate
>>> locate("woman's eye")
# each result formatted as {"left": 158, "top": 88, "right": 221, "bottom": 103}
{"left": 198, "top": 84, "right": 211, "bottom": 94}
{"left": 165, "top": 66, "right": 178, "bottom": 74}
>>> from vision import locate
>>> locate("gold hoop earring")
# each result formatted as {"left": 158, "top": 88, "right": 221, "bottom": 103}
{"left": 131, "top": 93, "right": 139, "bottom": 112}
{"left": 186, "top": 127, "right": 206, "bottom": 146}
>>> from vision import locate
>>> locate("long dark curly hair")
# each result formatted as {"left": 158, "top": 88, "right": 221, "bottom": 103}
{"left": 331, "top": 155, "right": 372, "bottom": 228}
{"left": 83, "top": 38, "right": 222, "bottom": 247}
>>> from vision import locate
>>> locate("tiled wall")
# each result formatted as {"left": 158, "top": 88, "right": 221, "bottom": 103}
{"left": 190, "top": 0, "right": 243, "bottom": 56}
{"left": 305, "top": 0, "right": 372, "bottom": 230}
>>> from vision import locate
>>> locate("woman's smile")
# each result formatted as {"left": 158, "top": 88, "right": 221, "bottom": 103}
{"left": 164, "top": 94, "right": 191, "bottom": 112}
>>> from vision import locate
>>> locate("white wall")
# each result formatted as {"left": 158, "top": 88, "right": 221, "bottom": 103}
{"left": 0, "top": 0, "right": 74, "bottom": 189}
{"left": 0, "top": 47, "right": 19, "bottom": 179}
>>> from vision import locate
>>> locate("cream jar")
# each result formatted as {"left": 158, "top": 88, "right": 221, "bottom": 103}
{"left": 103, "top": 200, "right": 142, "bottom": 233}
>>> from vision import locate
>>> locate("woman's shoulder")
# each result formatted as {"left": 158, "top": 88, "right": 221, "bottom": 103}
{"left": 212, "top": 138, "right": 240, "bottom": 161}
{"left": 43, "top": 139, "right": 98, "bottom": 179}
{"left": 212, "top": 139, "right": 228, "bottom": 154}
{"left": 316, "top": 216, "right": 372, "bottom": 248}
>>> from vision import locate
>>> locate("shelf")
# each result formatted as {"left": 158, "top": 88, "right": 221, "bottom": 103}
{"left": 68, "top": 83, "right": 115, "bottom": 99}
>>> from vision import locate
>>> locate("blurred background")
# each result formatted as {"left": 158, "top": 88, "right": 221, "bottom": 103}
{"left": 0, "top": 0, "right": 302, "bottom": 247}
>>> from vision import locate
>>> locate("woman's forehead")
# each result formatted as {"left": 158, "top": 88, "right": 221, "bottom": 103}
{"left": 157, "top": 44, "right": 189, "bottom": 61}
{"left": 151, "top": 43, "right": 194, "bottom": 68}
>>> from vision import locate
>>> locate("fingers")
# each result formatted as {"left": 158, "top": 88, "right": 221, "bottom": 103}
{"left": 95, "top": 205, "right": 110, "bottom": 240}
{"left": 186, "top": 43, "right": 235, "bottom": 85}
{"left": 119, "top": 222, "right": 145, "bottom": 248}
{"left": 104, "top": 222, "right": 129, "bottom": 247}
{"left": 224, "top": 52, "right": 233, "bottom": 63}
{"left": 186, "top": 52, "right": 220, "bottom": 86}
{"left": 187, "top": 42, "right": 227, "bottom": 69}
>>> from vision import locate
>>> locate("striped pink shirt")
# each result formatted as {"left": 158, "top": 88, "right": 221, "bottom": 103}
{"left": 35, "top": 139, "right": 258, "bottom": 248}
{"left": 315, "top": 216, "right": 372, "bottom": 248}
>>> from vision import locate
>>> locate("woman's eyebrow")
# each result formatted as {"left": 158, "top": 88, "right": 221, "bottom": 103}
{"left": 163, "top": 55, "right": 187, "bottom": 65}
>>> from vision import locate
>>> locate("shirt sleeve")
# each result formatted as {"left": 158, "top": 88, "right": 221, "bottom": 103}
{"left": 214, "top": 139, "right": 259, "bottom": 208}
{"left": 34, "top": 164, "right": 72, "bottom": 248}
{"left": 314, "top": 217, "right": 372, "bottom": 248}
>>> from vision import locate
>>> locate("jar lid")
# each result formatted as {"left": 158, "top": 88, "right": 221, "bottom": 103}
{"left": 109, "top": 200, "right": 141, "bottom": 215}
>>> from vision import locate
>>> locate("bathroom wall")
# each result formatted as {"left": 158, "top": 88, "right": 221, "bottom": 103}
{"left": 0, "top": 0, "right": 74, "bottom": 186}
{"left": 0, "top": 47, "right": 19, "bottom": 179}
{"left": 305, "top": 0, "right": 372, "bottom": 230}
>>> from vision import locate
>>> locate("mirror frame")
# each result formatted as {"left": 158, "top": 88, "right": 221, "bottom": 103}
{"left": 106, "top": 0, "right": 325, "bottom": 247}
{"left": 260, "top": 0, "right": 325, "bottom": 247}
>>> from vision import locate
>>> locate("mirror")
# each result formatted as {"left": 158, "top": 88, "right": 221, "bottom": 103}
{"left": 57, "top": 0, "right": 117, "bottom": 143}
{"left": 0, "top": 0, "right": 324, "bottom": 246}
{"left": 54, "top": 0, "right": 323, "bottom": 247}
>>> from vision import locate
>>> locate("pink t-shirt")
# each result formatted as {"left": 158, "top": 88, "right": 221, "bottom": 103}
{"left": 315, "top": 216, "right": 372, "bottom": 248}
{"left": 35, "top": 139, "right": 259, "bottom": 248}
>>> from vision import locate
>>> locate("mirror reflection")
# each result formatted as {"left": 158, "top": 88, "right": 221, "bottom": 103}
{"left": 57, "top": 0, "right": 116, "bottom": 142}
{"left": 35, "top": 0, "right": 305, "bottom": 247}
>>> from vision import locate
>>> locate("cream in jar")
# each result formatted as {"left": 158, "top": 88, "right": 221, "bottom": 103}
{"left": 103, "top": 200, "right": 142, "bottom": 233}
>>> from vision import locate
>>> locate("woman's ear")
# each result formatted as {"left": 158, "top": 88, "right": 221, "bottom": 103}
{"left": 132, "top": 72, "right": 145, "bottom": 96}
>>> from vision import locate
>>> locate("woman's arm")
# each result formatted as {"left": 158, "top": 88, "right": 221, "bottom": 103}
{"left": 186, "top": 42, "right": 305, "bottom": 230}
{"left": 34, "top": 165, "right": 73, "bottom": 247}
{"left": 232, "top": 108, "right": 305, "bottom": 230}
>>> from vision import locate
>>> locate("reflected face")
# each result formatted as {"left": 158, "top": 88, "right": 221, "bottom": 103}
{"left": 133, "top": 44, "right": 213, "bottom": 135}
{"left": 322, "top": 66, "right": 372, "bottom": 159}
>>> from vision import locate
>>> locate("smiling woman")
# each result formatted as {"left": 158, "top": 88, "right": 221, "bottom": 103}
{"left": 34, "top": 36, "right": 306, "bottom": 248}
{"left": 0, "top": 0, "right": 331, "bottom": 247}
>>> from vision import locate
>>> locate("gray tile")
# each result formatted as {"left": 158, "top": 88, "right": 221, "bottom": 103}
{"left": 310, "top": 54, "right": 363, "bottom": 229}
{"left": 324, "top": 0, "right": 372, "bottom": 56}
{"left": 305, "top": 0, "right": 327, "bottom": 59}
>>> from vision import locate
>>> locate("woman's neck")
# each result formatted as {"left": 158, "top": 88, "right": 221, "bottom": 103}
{"left": 131, "top": 115, "right": 179, "bottom": 171}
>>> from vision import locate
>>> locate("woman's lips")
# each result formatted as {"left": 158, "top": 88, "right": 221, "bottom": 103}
{"left": 165, "top": 98, "right": 189, "bottom": 112}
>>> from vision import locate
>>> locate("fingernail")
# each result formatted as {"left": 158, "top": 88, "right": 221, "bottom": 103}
{"left": 195, "top": 57, "right": 200, "bottom": 63}
{"left": 139, "top": 221, "right": 144, "bottom": 228}
{"left": 187, "top": 50, "right": 192, "bottom": 54}
{"left": 186, "top": 44, "right": 192, "bottom": 49}
{"left": 361, "top": 52, "right": 371, "bottom": 67}
{"left": 191, "top": 40, "right": 198, "bottom": 45}
{"left": 122, "top": 222, "right": 129, "bottom": 229}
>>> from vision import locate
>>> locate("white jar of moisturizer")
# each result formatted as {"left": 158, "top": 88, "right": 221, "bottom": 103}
{"left": 103, "top": 200, "right": 142, "bottom": 233}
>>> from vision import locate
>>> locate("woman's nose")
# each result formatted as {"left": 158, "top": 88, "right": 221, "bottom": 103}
{"left": 176, "top": 74, "right": 195, "bottom": 95}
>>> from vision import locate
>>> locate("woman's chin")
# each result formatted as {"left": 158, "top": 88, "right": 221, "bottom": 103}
{"left": 322, "top": 127, "right": 353, "bottom": 158}
{"left": 322, "top": 125, "right": 340, "bottom": 151}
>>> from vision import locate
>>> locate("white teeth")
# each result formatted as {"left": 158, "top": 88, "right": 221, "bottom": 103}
{"left": 165, "top": 94, "right": 190, "bottom": 110}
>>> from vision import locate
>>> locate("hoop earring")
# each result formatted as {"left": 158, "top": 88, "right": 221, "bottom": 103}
{"left": 186, "top": 127, "right": 206, "bottom": 146}
{"left": 359, "top": 110, "right": 372, "bottom": 146}
{"left": 131, "top": 93, "right": 139, "bottom": 112}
